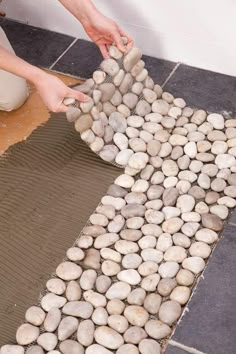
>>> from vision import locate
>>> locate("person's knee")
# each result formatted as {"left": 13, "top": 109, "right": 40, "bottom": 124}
{"left": 0, "top": 78, "right": 29, "bottom": 112}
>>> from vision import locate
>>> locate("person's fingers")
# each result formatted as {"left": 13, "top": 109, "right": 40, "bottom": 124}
{"left": 112, "top": 30, "right": 126, "bottom": 53}
{"left": 119, "top": 28, "right": 134, "bottom": 50}
{"left": 99, "top": 44, "right": 110, "bottom": 59}
{"left": 67, "top": 88, "right": 90, "bottom": 102}
{"left": 54, "top": 103, "right": 68, "bottom": 113}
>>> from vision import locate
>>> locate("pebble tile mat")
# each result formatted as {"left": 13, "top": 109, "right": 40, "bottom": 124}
{"left": 1, "top": 42, "right": 236, "bottom": 354}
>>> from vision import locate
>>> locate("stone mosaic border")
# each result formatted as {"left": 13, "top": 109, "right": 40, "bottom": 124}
{"left": 1, "top": 42, "right": 236, "bottom": 354}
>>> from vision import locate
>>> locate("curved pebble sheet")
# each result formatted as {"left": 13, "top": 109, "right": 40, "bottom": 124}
{"left": 2, "top": 40, "right": 236, "bottom": 354}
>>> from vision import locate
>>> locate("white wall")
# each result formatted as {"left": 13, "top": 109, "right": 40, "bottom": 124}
{"left": 1, "top": 0, "right": 236, "bottom": 76}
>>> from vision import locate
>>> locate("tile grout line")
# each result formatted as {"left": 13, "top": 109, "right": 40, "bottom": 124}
{"left": 169, "top": 340, "right": 207, "bottom": 354}
{"left": 49, "top": 38, "right": 78, "bottom": 70}
{"left": 161, "top": 62, "right": 181, "bottom": 88}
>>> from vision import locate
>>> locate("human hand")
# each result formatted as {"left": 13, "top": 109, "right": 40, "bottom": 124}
{"left": 82, "top": 11, "right": 133, "bottom": 58}
{"left": 34, "top": 72, "right": 89, "bottom": 113}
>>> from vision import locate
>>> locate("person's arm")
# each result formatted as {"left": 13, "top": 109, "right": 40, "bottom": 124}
{"left": 0, "top": 45, "right": 89, "bottom": 112}
{"left": 59, "top": 0, "right": 133, "bottom": 58}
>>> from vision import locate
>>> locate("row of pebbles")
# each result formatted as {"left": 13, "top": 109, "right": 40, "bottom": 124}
{"left": 2, "top": 43, "right": 236, "bottom": 354}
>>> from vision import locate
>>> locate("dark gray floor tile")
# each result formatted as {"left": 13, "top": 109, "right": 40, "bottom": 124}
{"left": 143, "top": 54, "right": 176, "bottom": 85}
{"left": 171, "top": 223, "right": 236, "bottom": 354}
{"left": 228, "top": 209, "right": 236, "bottom": 225}
{"left": 0, "top": 18, "right": 75, "bottom": 67}
{"left": 54, "top": 38, "right": 177, "bottom": 82}
{"left": 164, "top": 64, "right": 236, "bottom": 117}
{"left": 164, "top": 344, "right": 190, "bottom": 354}
{"left": 53, "top": 39, "right": 103, "bottom": 78}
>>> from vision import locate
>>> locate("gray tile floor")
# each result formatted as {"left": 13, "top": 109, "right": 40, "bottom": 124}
{"left": 1, "top": 18, "right": 236, "bottom": 354}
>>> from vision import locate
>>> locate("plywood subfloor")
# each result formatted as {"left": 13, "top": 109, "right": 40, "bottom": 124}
{"left": 0, "top": 71, "right": 79, "bottom": 154}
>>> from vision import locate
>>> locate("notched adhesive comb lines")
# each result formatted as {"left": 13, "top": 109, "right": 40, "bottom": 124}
{"left": 1, "top": 41, "right": 236, "bottom": 354}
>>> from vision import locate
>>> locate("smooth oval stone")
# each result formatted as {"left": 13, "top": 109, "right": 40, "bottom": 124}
{"left": 107, "top": 299, "right": 125, "bottom": 315}
{"left": 117, "top": 344, "right": 139, "bottom": 354}
{"left": 99, "top": 83, "right": 116, "bottom": 102}
{"left": 141, "top": 249, "right": 163, "bottom": 263}
{"left": 25, "top": 306, "right": 45, "bottom": 326}
{"left": 37, "top": 333, "right": 58, "bottom": 351}
{"left": 114, "top": 69, "right": 125, "bottom": 86}
{"left": 210, "top": 204, "right": 229, "bottom": 220}
{"left": 56, "top": 262, "right": 82, "bottom": 281}
{"left": 1, "top": 346, "right": 24, "bottom": 354}
{"left": 176, "top": 269, "right": 195, "bottom": 286}
{"left": 99, "top": 145, "right": 118, "bottom": 162}
{"left": 135, "top": 100, "right": 152, "bottom": 116}
{"left": 124, "top": 47, "right": 142, "bottom": 71}
{"left": 59, "top": 339, "right": 84, "bottom": 354}
{"left": 139, "top": 339, "right": 161, "bottom": 354}
{"left": 80, "top": 270, "right": 97, "bottom": 291}
{"left": 123, "top": 93, "right": 138, "bottom": 109}
{"left": 127, "top": 288, "right": 146, "bottom": 305}
{"left": 119, "top": 73, "right": 133, "bottom": 94}
{"left": 83, "top": 290, "right": 107, "bottom": 307}
{"left": 159, "top": 300, "right": 182, "bottom": 325}
{"left": 157, "top": 278, "right": 177, "bottom": 296}
{"left": 83, "top": 248, "right": 101, "bottom": 270}
{"left": 115, "top": 174, "right": 135, "bottom": 188}
{"left": 195, "top": 228, "right": 218, "bottom": 244}
{"left": 162, "top": 218, "right": 184, "bottom": 234}
{"left": 102, "top": 260, "right": 121, "bottom": 276}
{"left": 138, "top": 261, "right": 158, "bottom": 276}
{"left": 201, "top": 213, "right": 224, "bottom": 231}
{"left": 144, "top": 293, "right": 162, "bottom": 314}
{"left": 164, "top": 246, "right": 187, "bottom": 263}
{"left": 95, "top": 275, "right": 112, "bottom": 294}
{"left": 145, "top": 319, "right": 171, "bottom": 340}
{"left": 106, "top": 282, "right": 131, "bottom": 300}
{"left": 141, "top": 274, "right": 160, "bottom": 292}
{"left": 117, "top": 269, "right": 141, "bottom": 285}
{"left": 66, "top": 106, "right": 81, "bottom": 122}
{"left": 44, "top": 307, "right": 61, "bottom": 332}
{"left": 101, "top": 58, "right": 119, "bottom": 76}
{"left": 121, "top": 204, "right": 146, "bottom": 219}
{"left": 122, "top": 253, "right": 142, "bottom": 269}
{"left": 109, "top": 112, "right": 127, "bottom": 133}
{"left": 170, "top": 286, "right": 191, "bottom": 305}
{"left": 94, "top": 233, "right": 119, "bottom": 249}
{"left": 86, "top": 344, "right": 113, "bottom": 354}
{"left": 93, "top": 70, "right": 106, "bottom": 84}
{"left": 66, "top": 247, "right": 85, "bottom": 262}
{"left": 162, "top": 187, "right": 179, "bottom": 206}
{"left": 94, "top": 326, "right": 124, "bottom": 350}
{"left": 62, "top": 301, "right": 93, "bottom": 319}
{"left": 16, "top": 324, "right": 40, "bottom": 345}
{"left": 77, "top": 235, "right": 93, "bottom": 248}
{"left": 218, "top": 196, "right": 236, "bottom": 208}
{"left": 124, "top": 306, "right": 149, "bottom": 327}
{"left": 107, "top": 315, "right": 129, "bottom": 334}
{"left": 77, "top": 320, "right": 95, "bottom": 346}
{"left": 158, "top": 262, "right": 179, "bottom": 278}
{"left": 189, "top": 241, "right": 211, "bottom": 258}
{"left": 41, "top": 293, "right": 66, "bottom": 312}
{"left": 141, "top": 223, "right": 162, "bottom": 237}
{"left": 123, "top": 326, "right": 147, "bottom": 344}
{"left": 182, "top": 256, "right": 205, "bottom": 274}
{"left": 156, "top": 233, "right": 173, "bottom": 251}
{"left": 74, "top": 114, "right": 93, "bottom": 133}
{"left": 152, "top": 99, "right": 169, "bottom": 115}
{"left": 92, "top": 307, "right": 108, "bottom": 325}
{"left": 26, "top": 346, "right": 45, "bottom": 354}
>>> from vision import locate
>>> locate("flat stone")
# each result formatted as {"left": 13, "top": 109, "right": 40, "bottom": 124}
{"left": 94, "top": 326, "right": 124, "bottom": 350}
{"left": 44, "top": 307, "right": 61, "bottom": 332}
{"left": 16, "top": 324, "right": 40, "bottom": 345}
{"left": 159, "top": 300, "right": 182, "bottom": 325}
{"left": 145, "top": 319, "right": 171, "bottom": 340}
{"left": 201, "top": 213, "right": 224, "bottom": 231}
{"left": 62, "top": 301, "right": 93, "bottom": 319}
{"left": 59, "top": 339, "right": 84, "bottom": 354}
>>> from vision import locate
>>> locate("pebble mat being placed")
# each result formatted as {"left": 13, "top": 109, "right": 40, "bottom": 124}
{"left": 1, "top": 41, "right": 236, "bottom": 354}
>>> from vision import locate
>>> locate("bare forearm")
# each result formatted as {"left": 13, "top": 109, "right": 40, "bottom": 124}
{"left": 0, "top": 45, "right": 45, "bottom": 84}
{"left": 58, "top": 0, "right": 98, "bottom": 24}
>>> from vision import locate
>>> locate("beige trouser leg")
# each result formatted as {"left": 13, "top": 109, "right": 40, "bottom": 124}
{"left": 0, "top": 26, "right": 29, "bottom": 111}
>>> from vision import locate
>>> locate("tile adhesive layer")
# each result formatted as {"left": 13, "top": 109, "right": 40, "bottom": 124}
{"left": 0, "top": 115, "right": 120, "bottom": 344}
{"left": 1, "top": 42, "right": 236, "bottom": 354}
